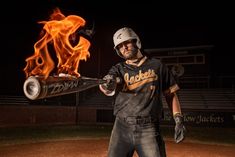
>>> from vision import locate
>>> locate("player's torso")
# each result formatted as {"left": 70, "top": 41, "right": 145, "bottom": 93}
{"left": 114, "top": 57, "right": 163, "bottom": 118}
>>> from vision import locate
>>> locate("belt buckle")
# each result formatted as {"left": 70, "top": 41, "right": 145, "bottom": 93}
{"left": 136, "top": 118, "right": 142, "bottom": 124}
{"left": 135, "top": 116, "right": 142, "bottom": 124}
{"left": 140, "top": 116, "right": 151, "bottom": 124}
{"left": 124, "top": 116, "right": 153, "bottom": 124}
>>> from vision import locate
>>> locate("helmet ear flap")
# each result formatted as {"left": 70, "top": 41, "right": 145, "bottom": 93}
{"left": 136, "top": 38, "right": 141, "bottom": 49}
{"left": 114, "top": 48, "right": 125, "bottom": 58}
{"left": 132, "top": 39, "right": 141, "bottom": 50}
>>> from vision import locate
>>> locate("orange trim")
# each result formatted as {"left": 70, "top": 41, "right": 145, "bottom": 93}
{"left": 127, "top": 77, "right": 157, "bottom": 90}
{"left": 164, "top": 84, "right": 180, "bottom": 94}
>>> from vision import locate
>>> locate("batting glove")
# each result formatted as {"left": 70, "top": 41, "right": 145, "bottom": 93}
{"left": 99, "top": 74, "right": 117, "bottom": 96}
{"left": 174, "top": 113, "right": 186, "bottom": 143}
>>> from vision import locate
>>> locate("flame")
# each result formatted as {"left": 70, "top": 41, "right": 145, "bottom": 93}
{"left": 23, "top": 8, "right": 90, "bottom": 79}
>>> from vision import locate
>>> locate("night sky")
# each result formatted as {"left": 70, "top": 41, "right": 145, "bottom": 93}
{"left": 0, "top": 0, "right": 234, "bottom": 95}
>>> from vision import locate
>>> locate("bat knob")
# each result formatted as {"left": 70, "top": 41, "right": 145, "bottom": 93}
{"left": 23, "top": 76, "right": 41, "bottom": 100}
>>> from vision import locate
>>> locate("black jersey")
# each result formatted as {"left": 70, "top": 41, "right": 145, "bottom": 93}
{"left": 107, "top": 56, "right": 179, "bottom": 119}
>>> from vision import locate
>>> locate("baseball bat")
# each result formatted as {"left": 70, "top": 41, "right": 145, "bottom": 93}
{"left": 23, "top": 75, "right": 107, "bottom": 100}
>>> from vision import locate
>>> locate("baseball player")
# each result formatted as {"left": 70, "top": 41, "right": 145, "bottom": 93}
{"left": 99, "top": 27, "right": 186, "bottom": 157}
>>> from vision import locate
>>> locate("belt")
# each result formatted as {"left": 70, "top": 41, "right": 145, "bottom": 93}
{"left": 121, "top": 116, "right": 157, "bottom": 125}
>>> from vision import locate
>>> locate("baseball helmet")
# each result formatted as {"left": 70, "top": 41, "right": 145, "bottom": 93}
{"left": 113, "top": 27, "right": 141, "bottom": 58}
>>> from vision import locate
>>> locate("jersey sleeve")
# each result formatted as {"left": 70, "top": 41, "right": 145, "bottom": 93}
{"left": 107, "top": 65, "right": 119, "bottom": 76}
{"left": 161, "top": 63, "right": 180, "bottom": 94}
{"left": 106, "top": 63, "right": 123, "bottom": 83}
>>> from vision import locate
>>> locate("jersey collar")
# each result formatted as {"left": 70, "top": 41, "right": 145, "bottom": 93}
{"left": 125, "top": 56, "right": 147, "bottom": 67}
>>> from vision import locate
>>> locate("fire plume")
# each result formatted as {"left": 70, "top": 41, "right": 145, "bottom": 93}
{"left": 23, "top": 8, "right": 90, "bottom": 79}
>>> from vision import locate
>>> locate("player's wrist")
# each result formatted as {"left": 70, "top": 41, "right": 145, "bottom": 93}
{"left": 173, "top": 112, "right": 183, "bottom": 118}
{"left": 173, "top": 113, "right": 183, "bottom": 124}
{"left": 99, "top": 85, "right": 115, "bottom": 96}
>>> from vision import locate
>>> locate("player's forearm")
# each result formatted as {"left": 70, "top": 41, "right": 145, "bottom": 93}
{"left": 172, "top": 93, "right": 182, "bottom": 116}
{"left": 165, "top": 92, "right": 182, "bottom": 116}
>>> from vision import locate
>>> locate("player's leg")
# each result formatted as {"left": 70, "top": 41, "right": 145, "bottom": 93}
{"left": 107, "top": 118, "right": 135, "bottom": 157}
{"left": 135, "top": 123, "right": 166, "bottom": 157}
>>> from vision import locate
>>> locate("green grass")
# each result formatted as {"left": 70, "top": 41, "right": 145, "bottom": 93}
{"left": 0, "top": 125, "right": 234, "bottom": 146}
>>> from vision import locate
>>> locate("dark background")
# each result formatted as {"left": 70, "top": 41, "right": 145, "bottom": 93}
{"left": 0, "top": 0, "right": 234, "bottom": 95}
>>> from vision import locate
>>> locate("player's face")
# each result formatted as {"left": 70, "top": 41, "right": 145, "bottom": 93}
{"left": 117, "top": 40, "right": 138, "bottom": 60}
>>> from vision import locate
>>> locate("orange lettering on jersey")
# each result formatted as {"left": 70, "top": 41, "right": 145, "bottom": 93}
{"left": 124, "top": 69, "right": 158, "bottom": 90}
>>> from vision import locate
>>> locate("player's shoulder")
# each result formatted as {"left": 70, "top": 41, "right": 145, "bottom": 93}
{"left": 114, "top": 61, "right": 125, "bottom": 68}
{"left": 146, "top": 56, "right": 162, "bottom": 65}
{"left": 110, "top": 61, "right": 126, "bottom": 71}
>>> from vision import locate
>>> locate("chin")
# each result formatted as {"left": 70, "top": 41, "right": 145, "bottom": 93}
{"left": 124, "top": 53, "right": 135, "bottom": 60}
{"left": 124, "top": 55, "right": 133, "bottom": 60}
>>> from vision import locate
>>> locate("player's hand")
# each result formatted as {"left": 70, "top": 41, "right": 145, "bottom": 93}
{"left": 174, "top": 113, "right": 186, "bottom": 143}
{"left": 101, "top": 74, "right": 117, "bottom": 91}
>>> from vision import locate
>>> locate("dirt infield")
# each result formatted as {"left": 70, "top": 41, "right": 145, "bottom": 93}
{"left": 0, "top": 138, "right": 234, "bottom": 157}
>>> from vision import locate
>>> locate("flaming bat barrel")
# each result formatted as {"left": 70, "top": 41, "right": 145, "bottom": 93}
{"left": 23, "top": 76, "right": 107, "bottom": 100}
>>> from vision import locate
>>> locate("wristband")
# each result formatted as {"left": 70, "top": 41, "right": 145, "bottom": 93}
{"left": 173, "top": 112, "right": 182, "bottom": 117}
